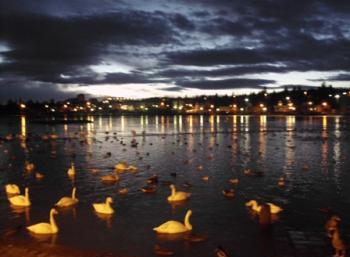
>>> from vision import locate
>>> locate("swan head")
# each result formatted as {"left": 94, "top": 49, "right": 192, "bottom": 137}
{"left": 51, "top": 208, "right": 58, "bottom": 215}
{"left": 245, "top": 200, "right": 258, "bottom": 207}
{"left": 170, "top": 184, "right": 175, "bottom": 190}
{"left": 186, "top": 209, "right": 192, "bottom": 216}
{"left": 25, "top": 187, "right": 29, "bottom": 194}
{"left": 106, "top": 197, "right": 113, "bottom": 204}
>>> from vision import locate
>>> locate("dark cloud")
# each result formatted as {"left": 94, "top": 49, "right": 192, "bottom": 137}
{"left": 0, "top": 0, "right": 349, "bottom": 99}
{"left": 176, "top": 78, "right": 274, "bottom": 90}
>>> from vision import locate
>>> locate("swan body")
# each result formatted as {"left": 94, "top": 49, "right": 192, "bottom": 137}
{"left": 55, "top": 187, "right": 79, "bottom": 207}
{"left": 9, "top": 187, "right": 31, "bottom": 207}
{"left": 67, "top": 163, "right": 75, "bottom": 176}
{"left": 153, "top": 210, "right": 192, "bottom": 234}
{"left": 27, "top": 209, "right": 58, "bottom": 234}
{"left": 93, "top": 197, "right": 114, "bottom": 215}
{"left": 5, "top": 184, "right": 20, "bottom": 195}
{"left": 246, "top": 200, "right": 283, "bottom": 214}
{"left": 167, "top": 185, "right": 191, "bottom": 202}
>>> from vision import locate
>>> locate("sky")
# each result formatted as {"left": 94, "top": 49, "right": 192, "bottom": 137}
{"left": 0, "top": 0, "right": 350, "bottom": 100}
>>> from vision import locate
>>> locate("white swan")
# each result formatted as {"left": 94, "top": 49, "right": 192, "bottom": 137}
{"left": 5, "top": 184, "right": 20, "bottom": 195}
{"left": 9, "top": 187, "right": 31, "bottom": 207}
{"left": 55, "top": 187, "right": 79, "bottom": 207}
{"left": 93, "top": 197, "right": 114, "bottom": 215}
{"left": 153, "top": 210, "right": 192, "bottom": 234}
{"left": 27, "top": 208, "right": 58, "bottom": 234}
{"left": 167, "top": 185, "right": 191, "bottom": 202}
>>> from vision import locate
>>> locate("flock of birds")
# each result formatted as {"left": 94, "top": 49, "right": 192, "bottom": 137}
{"left": 1, "top": 126, "right": 347, "bottom": 257}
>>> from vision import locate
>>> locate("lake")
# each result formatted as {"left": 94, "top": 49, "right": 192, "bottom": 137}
{"left": 1, "top": 115, "right": 350, "bottom": 257}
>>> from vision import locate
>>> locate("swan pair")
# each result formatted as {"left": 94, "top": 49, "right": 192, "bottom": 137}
{"left": 245, "top": 200, "right": 283, "bottom": 214}
{"left": 167, "top": 185, "right": 191, "bottom": 202}
{"left": 154, "top": 210, "right": 192, "bottom": 234}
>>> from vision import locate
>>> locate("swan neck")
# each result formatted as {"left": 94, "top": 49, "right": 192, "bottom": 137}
{"left": 72, "top": 188, "right": 76, "bottom": 199}
{"left": 171, "top": 186, "right": 176, "bottom": 196}
{"left": 184, "top": 212, "right": 192, "bottom": 230}
{"left": 25, "top": 188, "right": 29, "bottom": 200}
{"left": 50, "top": 211, "right": 58, "bottom": 232}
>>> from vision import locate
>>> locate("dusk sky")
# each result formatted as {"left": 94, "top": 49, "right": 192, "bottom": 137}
{"left": 0, "top": 0, "right": 350, "bottom": 100}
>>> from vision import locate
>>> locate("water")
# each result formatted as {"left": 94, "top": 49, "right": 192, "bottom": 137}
{"left": 1, "top": 115, "right": 350, "bottom": 257}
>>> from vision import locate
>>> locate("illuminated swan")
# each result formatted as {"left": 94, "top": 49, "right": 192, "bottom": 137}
{"left": 9, "top": 187, "right": 31, "bottom": 207}
{"left": 93, "top": 197, "right": 114, "bottom": 215}
{"left": 153, "top": 210, "right": 192, "bottom": 234}
{"left": 27, "top": 208, "right": 58, "bottom": 234}
{"left": 55, "top": 187, "right": 79, "bottom": 207}
{"left": 167, "top": 185, "right": 191, "bottom": 202}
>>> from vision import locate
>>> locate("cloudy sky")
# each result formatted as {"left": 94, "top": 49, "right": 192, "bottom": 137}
{"left": 0, "top": 0, "right": 350, "bottom": 100}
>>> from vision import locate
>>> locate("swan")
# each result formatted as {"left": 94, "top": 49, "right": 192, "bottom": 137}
{"left": 55, "top": 187, "right": 79, "bottom": 207}
{"left": 153, "top": 210, "right": 192, "bottom": 234}
{"left": 27, "top": 208, "right": 58, "bottom": 234}
{"left": 167, "top": 185, "right": 191, "bottom": 202}
{"left": 93, "top": 197, "right": 114, "bottom": 215}
{"left": 245, "top": 200, "right": 283, "bottom": 214}
{"left": 67, "top": 163, "right": 75, "bottom": 176}
{"left": 5, "top": 184, "right": 20, "bottom": 195}
{"left": 9, "top": 187, "right": 31, "bottom": 207}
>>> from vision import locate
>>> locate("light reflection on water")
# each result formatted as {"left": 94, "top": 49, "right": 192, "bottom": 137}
{"left": 1, "top": 115, "right": 350, "bottom": 257}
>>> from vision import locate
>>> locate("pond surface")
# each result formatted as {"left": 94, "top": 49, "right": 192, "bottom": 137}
{"left": 0, "top": 115, "right": 350, "bottom": 257}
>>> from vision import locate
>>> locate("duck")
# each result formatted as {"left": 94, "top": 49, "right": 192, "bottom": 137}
{"left": 167, "top": 185, "right": 191, "bottom": 202}
{"left": 127, "top": 165, "right": 138, "bottom": 172}
{"left": 93, "top": 197, "right": 114, "bottom": 215}
{"left": 67, "top": 163, "right": 75, "bottom": 176}
{"left": 142, "top": 185, "right": 157, "bottom": 193}
{"left": 115, "top": 162, "right": 128, "bottom": 172}
{"left": 325, "top": 215, "right": 341, "bottom": 237}
{"left": 245, "top": 200, "right": 283, "bottom": 214}
{"left": 118, "top": 188, "right": 128, "bottom": 195}
{"left": 55, "top": 187, "right": 79, "bottom": 207}
{"left": 27, "top": 208, "right": 59, "bottom": 234}
{"left": 229, "top": 178, "right": 239, "bottom": 185}
{"left": 101, "top": 174, "right": 120, "bottom": 182}
{"left": 9, "top": 187, "right": 31, "bottom": 207}
{"left": 201, "top": 176, "right": 209, "bottom": 181}
{"left": 5, "top": 184, "right": 20, "bottom": 195}
{"left": 153, "top": 210, "right": 192, "bottom": 234}
{"left": 278, "top": 177, "right": 286, "bottom": 187}
{"left": 222, "top": 189, "right": 235, "bottom": 198}
{"left": 35, "top": 172, "right": 45, "bottom": 180}
{"left": 25, "top": 162, "right": 35, "bottom": 172}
